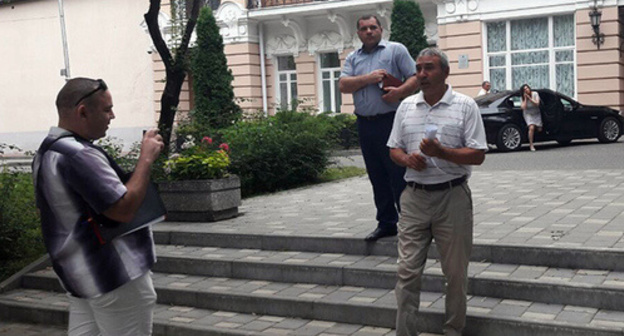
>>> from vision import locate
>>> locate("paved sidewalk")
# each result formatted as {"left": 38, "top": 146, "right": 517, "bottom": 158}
{"left": 159, "top": 169, "right": 624, "bottom": 250}
{"left": 4, "top": 168, "right": 624, "bottom": 335}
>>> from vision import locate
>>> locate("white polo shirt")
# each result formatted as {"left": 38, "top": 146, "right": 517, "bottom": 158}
{"left": 387, "top": 85, "right": 488, "bottom": 184}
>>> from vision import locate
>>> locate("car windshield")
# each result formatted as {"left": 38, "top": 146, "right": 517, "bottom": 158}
{"left": 475, "top": 91, "right": 512, "bottom": 107}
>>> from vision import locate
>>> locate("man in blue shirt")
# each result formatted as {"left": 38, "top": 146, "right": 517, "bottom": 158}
{"left": 33, "top": 78, "right": 164, "bottom": 335}
{"left": 339, "top": 15, "right": 418, "bottom": 241}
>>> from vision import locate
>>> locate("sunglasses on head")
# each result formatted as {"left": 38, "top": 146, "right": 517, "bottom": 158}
{"left": 75, "top": 79, "right": 108, "bottom": 106}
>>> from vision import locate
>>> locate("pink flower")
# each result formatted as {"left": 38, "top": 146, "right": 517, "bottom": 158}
{"left": 219, "top": 143, "right": 230, "bottom": 152}
{"left": 202, "top": 136, "right": 213, "bottom": 144}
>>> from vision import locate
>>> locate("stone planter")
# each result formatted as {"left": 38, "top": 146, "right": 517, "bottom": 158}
{"left": 157, "top": 175, "right": 241, "bottom": 222}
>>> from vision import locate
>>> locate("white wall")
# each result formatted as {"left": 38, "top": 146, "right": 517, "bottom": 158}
{"left": 0, "top": 0, "right": 155, "bottom": 153}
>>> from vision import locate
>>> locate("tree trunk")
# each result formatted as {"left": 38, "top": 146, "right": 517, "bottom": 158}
{"left": 158, "top": 69, "right": 186, "bottom": 152}
{"left": 145, "top": 0, "right": 202, "bottom": 153}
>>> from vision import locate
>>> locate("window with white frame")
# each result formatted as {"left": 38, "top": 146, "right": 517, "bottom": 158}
{"left": 276, "top": 56, "right": 297, "bottom": 111}
{"left": 485, "top": 14, "right": 576, "bottom": 97}
{"left": 319, "top": 52, "right": 342, "bottom": 113}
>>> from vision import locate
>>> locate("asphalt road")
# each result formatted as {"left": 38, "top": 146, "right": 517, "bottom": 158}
{"left": 333, "top": 138, "right": 624, "bottom": 171}
{"left": 479, "top": 138, "right": 624, "bottom": 170}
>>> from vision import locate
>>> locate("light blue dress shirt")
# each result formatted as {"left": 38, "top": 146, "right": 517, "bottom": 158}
{"left": 340, "top": 40, "right": 416, "bottom": 117}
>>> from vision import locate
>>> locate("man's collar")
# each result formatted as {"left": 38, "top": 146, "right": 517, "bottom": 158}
{"left": 49, "top": 126, "right": 72, "bottom": 137}
{"left": 49, "top": 127, "right": 91, "bottom": 142}
{"left": 357, "top": 39, "right": 387, "bottom": 54}
{"left": 415, "top": 85, "right": 454, "bottom": 106}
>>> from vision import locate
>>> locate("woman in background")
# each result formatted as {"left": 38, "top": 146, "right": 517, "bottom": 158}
{"left": 520, "top": 84, "right": 542, "bottom": 151}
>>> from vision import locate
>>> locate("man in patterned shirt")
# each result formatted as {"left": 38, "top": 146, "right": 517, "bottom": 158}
{"left": 387, "top": 48, "right": 487, "bottom": 336}
{"left": 32, "top": 77, "right": 164, "bottom": 335}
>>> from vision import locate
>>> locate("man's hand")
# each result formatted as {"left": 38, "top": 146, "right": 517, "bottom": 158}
{"left": 368, "top": 69, "right": 387, "bottom": 84}
{"left": 420, "top": 138, "right": 444, "bottom": 158}
{"left": 382, "top": 86, "right": 402, "bottom": 103}
{"left": 139, "top": 129, "right": 164, "bottom": 164}
{"left": 403, "top": 152, "right": 427, "bottom": 171}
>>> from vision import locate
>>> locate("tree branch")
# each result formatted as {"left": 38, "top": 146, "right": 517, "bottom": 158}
{"left": 175, "top": 0, "right": 202, "bottom": 64}
{"left": 145, "top": 0, "right": 173, "bottom": 70}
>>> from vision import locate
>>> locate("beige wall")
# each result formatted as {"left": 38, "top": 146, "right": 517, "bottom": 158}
{"left": 225, "top": 43, "right": 263, "bottom": 114}
{"left": 576, "top": 6, "right": 624, "bottom": 110}
{"left": 438, "top": 20, "right": 484, "bottom": 98}
{"left": 0, "top": 0, "right": 156, "bottom": 152}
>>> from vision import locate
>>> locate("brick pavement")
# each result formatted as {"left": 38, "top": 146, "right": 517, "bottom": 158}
{"left": 157, "top": 169, "right": 624, "bottom": 250}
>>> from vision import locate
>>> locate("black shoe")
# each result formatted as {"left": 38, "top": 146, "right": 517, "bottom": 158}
{"left": 365, "top": 227, "right": 397, "bottom": 241}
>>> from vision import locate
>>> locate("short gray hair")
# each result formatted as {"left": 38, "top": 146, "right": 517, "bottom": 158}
{"left": 417, "top": 48, "right": 449, "bottom": 71}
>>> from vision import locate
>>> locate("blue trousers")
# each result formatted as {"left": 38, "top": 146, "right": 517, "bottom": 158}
{"left": 357, "top": 112, "right": 406, "bottom": 232}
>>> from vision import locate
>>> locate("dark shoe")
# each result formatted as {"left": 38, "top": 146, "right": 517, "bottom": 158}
{"left": 365, "top": 227, "right": 397, "bottom": 241}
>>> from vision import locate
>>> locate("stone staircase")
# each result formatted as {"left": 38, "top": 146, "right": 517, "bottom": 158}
{"left": 2, "top": 226, "right": 624, "bottom": 335}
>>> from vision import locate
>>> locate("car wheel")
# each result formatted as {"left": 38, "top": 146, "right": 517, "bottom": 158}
{"left": 557, "top": 139, "right": 572, "bottom": 146}
{"left": 598, "top": 117, "right": 621, "bottom": 143}
{"left": 496, "top": 124, "right": 522, "bottom": 151}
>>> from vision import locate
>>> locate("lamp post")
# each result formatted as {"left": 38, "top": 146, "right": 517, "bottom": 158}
{"left": 589, "top": 3, "right": 605, "bottom": 49}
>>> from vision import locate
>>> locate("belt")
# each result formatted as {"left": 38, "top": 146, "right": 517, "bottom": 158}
{"left": 407, "top": 176, "right": 467, "bottom": 191}
{"left": 355, "top": 111, "right": 395, "bottom": 120}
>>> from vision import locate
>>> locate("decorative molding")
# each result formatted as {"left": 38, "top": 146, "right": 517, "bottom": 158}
{"left": 376, "top": 4, "right": 388, "bottom": 18}
{"left": 266, "top": 34, "right": 298, "bottom": 58}
{"left": 327, "top": 11, "right": 351, "bottom": 44}
{"left": 215, "top": 1, "right": 258, "bottom": 44}
{"left": 425, "top": 22, "right": 439, "bottom": 44}
{"left": 280, "top": 16, "right": 307, "bottom": 53}
{"left": 308, "top": 31, "right": 344, "bottom": 55}
{"left": 585, "top": 0, "right": 604, "bottom": 8}
{"left": 440, "top": 0, "right": 479, "bottom": 22}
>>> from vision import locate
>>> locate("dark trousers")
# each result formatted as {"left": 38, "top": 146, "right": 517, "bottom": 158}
{"left": 357, "top": 112, "right": 406, "bottom": 232}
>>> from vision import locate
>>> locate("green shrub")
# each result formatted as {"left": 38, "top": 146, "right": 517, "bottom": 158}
{"left": 0, "top": 169, "right": 44, "bottom": 281}
{"left": 220, "top": 111, "right": 332, "bottom": 196}
{"left": 96, "top": 137, "right": 140, "bottom": 173}
{"left": 390, "top": 0, "right": 428, "bottom": 59}
{"left": 190, "top": 7, "right": 241, "bottom": 130}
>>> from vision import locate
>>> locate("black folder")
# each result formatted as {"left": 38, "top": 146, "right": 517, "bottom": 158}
{"left": 97, "top": 182, "right": 167, "bottom": 243}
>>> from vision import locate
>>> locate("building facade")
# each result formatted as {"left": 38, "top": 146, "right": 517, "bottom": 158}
{"left": 1, "top": 0, "right": 623, "bottom": 152}
{"left": 208, "top": 0, "right": 624, "bottom": 116}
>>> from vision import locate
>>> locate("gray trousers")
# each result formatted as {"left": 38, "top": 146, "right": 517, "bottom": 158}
{"left": 395, "top": 182, "right": 473, "bottom": 336}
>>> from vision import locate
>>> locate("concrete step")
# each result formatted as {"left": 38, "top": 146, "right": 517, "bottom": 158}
{"left": 0, "top": 289, "right": 410, "bottom": 336}
{"left": 22, "top": 246, "right": 624, "bottom": 313}
{"left": 15, "top": 268, "right": 624, "bottom": 336}
{"left": 148, "top": 245, "right": 624, "bottom": 312}
{"left": 0, "top": 321, "right": 65, "bottom": 336}
{"left": 153, "top": 228, "right": 624, "bottom": 272}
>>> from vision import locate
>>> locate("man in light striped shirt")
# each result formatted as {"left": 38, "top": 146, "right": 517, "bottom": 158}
{"left": 387, "top": 48, "right": 487, "bottom": 336}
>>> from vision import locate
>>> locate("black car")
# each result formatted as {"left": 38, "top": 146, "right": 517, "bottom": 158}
{"left": 476, "top": 89, "right": 624, "bottom": 151}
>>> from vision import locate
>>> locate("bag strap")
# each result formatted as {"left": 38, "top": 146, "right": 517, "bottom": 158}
{"left": 34, "top": 133, "right": 130, "bottom": 245}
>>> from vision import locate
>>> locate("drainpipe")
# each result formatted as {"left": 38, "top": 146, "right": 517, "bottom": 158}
{"left": 259, "top": 23, "right": 268, "bottom": 116}
{"left": 58, "top": 0, "right": 71, "bottom": 81}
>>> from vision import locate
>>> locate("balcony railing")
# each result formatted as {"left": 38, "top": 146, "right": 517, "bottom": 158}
{"left": 247, "top": 0, "right": 329, "bottom": 9}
